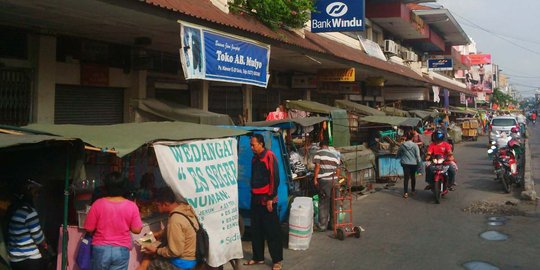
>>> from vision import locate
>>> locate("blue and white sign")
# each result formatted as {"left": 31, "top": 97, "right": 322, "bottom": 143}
{"left": 428, "top": 58, "right": 453, "bottom": 71}
{"left": 180, "top": 22, "right": 270, "bottom": 88}
{"left": 311, "top": 0, "right": 365, "bottom": 33}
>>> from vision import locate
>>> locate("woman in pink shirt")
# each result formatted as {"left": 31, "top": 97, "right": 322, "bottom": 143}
{"left": 84, "top": 172, "right": 143, "bottom": 270}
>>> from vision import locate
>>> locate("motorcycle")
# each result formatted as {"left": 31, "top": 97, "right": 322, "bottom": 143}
{"left": 487, "top": 141, "right": 520, "bottom": 193}
{"left": 428, "top": 154, "right": 450, "bottom": 204}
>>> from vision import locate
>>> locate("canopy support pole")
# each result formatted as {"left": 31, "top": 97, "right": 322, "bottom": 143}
{"left": 61, "top": 147, "right": 70, "bottom": 270}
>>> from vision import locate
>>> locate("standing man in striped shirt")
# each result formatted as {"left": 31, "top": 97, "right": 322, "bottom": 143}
{"left": 313, "top": 139, "right": 341, "bottom": 232}
{"left": 6, "top": 180, "right": 48, "bottom": 270}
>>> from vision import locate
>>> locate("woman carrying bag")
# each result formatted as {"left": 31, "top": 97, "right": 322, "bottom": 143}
{"left": 397, "top": 132, "right": 422, "bottom": 198}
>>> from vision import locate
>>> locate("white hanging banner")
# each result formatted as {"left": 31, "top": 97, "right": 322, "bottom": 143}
{"left": 153, "top": 138, "right": 242, "bottom": 267}
{"left": 460, "top": 93, "right": 466, "bottom": 104}
{"left": 432, "top": 86, "right": 441, "bottom": 103}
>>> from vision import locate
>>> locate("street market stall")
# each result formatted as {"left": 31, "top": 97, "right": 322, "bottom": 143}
{"left": 285, "top": 100, "right": 350, "bottom": 147}
{"left": 333, "top": 100, "right": 385, "bottom": 144}
{"left": 381, "top": 106, "right": 411, "bottom": 117}
{"left": 0, "top": 128, "right": 85, "bottom": 270}
{"left": 24, "top": 122, "right": 249, "bottom": 269}
{"left": 358, "top": 116, "right": 422, "bottom": 182}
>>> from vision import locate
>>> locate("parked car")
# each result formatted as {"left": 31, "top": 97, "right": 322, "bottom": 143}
{"left": 489, "top": 116, "right": 518, "bottom": 143}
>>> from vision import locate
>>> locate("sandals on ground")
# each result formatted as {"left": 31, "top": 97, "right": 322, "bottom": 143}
{"left": 403, "top": 193, "right": 408, "bottom": 198}
{"left": 272, "top": 262, "right": 283, "bottom": 270}
{"left": 243, "top": 260, "right": 264, "bottom": 266}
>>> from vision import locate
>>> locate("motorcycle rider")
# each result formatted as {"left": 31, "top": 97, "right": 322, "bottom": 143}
{"left": 424, "top": 129, "right": 457, "bottom": 191}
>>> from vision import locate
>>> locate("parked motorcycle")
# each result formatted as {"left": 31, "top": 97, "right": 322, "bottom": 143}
{"left": 428, "top": 154, "right": 450, "bottom": 204}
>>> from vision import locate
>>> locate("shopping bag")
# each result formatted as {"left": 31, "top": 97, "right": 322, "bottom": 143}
{"left": 76, "top": 233, "right": 92, "bottom": 270}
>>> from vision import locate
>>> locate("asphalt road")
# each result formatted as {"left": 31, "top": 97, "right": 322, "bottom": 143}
{"left": 237, "top": 128, "right": 540, "bottom": 270}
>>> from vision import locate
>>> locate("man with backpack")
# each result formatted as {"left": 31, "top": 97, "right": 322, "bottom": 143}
{"left": 142, "top": 187, "right": 204, "bottom": 270}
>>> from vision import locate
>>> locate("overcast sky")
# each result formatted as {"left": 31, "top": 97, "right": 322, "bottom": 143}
{"left": 437, "top": 0, "right": 540, "bottom": 97}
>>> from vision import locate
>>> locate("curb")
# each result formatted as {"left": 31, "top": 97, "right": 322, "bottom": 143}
{"left": 521, "top": 139, "right": 537, "bottom": 200}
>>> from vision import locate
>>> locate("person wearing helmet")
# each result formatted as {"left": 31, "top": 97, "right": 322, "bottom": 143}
{"left": 510, "top": 126, "right": 521, "bottom": 140}
{"left": 424, "top": 129, "right": 457, "bottom": 191}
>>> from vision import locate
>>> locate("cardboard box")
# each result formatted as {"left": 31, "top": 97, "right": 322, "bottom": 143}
{"left": 469, "top": 120, "right": 479, "bottom": 128}
{"left": 462, "top": 121, "right": 470, "bottom": 129}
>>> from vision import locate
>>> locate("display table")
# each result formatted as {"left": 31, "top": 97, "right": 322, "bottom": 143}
{"left": 56, "top": 215, "right": 166, "bottom": 270}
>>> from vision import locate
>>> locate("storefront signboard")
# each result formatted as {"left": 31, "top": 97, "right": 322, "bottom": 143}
{"left": 179, "top": 21, "right": 270, "bottom": 88}
{"left": 311, "top": 0, "right": 365, "bottom": 32}
{"left": 462, "top": 54, "right": 492, "bottom": 66}
{"left": 317, "top": 68, "right": 355, "bottom": 82}
{"left": 80, "top": 64, "right": 109, "bottom": 86}
{"left": 428, "top": 58, "right": 453, "bottom": 71}
{"left": 358, "top": 36, "right": 387, "bottom": 61}
{"left": 153, "top": 138, "right": 243, "bottom": 267}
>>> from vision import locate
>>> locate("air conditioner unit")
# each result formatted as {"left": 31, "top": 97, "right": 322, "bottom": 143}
{"left": 403, "top": 50, "right": 418, "bottom": 62}
{"left": 383, "top": 40, "right": 399, "bottom": 55}
{"left": 408, "top": 51, "right": 418, "bottom": 62}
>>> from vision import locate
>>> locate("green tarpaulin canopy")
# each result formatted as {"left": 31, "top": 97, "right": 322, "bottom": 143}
{"left": 409, "top": 110, "right": 438, "bottom": 120}
{"left": 334, "top": 100, "right": 386, "bottom": 116}
{"left": 382, "top": 107, "right": 411, "bottom": 117}
{"left": 247, "top": 117, "right": 328, "bottom": 128}
{"left": 0, "top": 133, "right": 81, "bottom": 150}
{"left": 131, "top": 98, "right": 234, "bottom": 126}
{"left": 25, "top": 122, "right": 248, "bottom": 157}
{"left": 285, "top": 100, "right": 350, "bottom": 147}
{"left": 360, "top": 116, "right": 421, "bottom": 127}
{"left": 286, "top": 100, "right": 339, "bottom": 114}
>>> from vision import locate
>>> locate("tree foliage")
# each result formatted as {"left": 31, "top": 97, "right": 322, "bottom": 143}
{"left": 491, "top": 87, "right": 516, "bottom": 108}
{"left": 229, "top": 0, "right": 315, "bottom": 30}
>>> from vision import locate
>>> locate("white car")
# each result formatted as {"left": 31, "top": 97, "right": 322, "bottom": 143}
{"left": 489, "top": 116, "right": 518, "bottom": 143}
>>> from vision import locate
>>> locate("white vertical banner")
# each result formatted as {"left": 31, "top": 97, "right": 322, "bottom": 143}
{"left": 460, "top": 93, "right": 466, "bottom": 104}
{"left": 153, "top": 138, "right": 242, "bottom": 267}
{"left": 432, "top": 86, "right": 440, "bottom": 103}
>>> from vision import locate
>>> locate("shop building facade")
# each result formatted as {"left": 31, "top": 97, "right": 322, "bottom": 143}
{"left": 0, "top": 0, "right": 476, "bottom": 127}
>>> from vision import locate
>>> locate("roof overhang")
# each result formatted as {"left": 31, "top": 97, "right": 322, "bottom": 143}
{"left": 413, "top": 9, "right": 471, "bottom": 46}
{"left": 366, "top": 2, "right": 430, "bottom": 40}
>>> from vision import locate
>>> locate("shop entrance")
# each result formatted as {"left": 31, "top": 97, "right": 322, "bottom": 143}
{"left": 55, "top": 85, "right": 124, "bottom": 125}
{"left": 0, "top": 69, "right": 32, "bottom": 126}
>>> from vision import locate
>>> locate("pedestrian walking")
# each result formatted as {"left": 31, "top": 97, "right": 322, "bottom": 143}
{"left": 397, "top": 132, "right": 422, "bottom": 198}
{"left": 313, "top": 139, "right": 340, "bottom": 231}
{"left": 141, "top": 187, "right": 198, "bottom": 270}
{"left": 244, "top": 134, "right": 283, "bottom": 270}
{"left": 6, "top": 179, "right": 50, "bottom": 270}
{"left": 84, "top": 172, "right": 143, "bottom": 270}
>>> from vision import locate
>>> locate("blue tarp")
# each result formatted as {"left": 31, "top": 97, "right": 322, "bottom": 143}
{"left": 222, "top": 126, "right": 291, "bottom": 223}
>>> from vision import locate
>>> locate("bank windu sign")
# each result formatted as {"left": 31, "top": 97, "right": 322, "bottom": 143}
{"left": 311, "top": 0, "right": 365, "bottom": 32}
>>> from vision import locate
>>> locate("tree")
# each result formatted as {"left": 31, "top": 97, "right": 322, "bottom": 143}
{"left": 491, "top": 88, "right": 516, "bottom": 109}
{"left": 229, "top": 0, "right": 315, "bottom": 30}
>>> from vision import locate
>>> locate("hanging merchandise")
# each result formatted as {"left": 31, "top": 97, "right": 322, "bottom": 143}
{"left": 289, "top": 151, "right": 307, "bottom": 177}
{"left": 433, "top": 86, "right": 441, "bottom": 103}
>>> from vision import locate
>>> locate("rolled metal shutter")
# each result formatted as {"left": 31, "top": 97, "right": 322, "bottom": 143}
{"left": 55, "top": 85, "right": 124, "bottom": 125}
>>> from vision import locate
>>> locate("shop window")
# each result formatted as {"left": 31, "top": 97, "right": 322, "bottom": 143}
{"left": 57, "top": 36, "right": 82, "bottom": 63}
{"left": 0, "top": 27, "right": 28, "bottom": 59}
{"left": 57, "top": 36, "right": 130, "bottom": 69}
